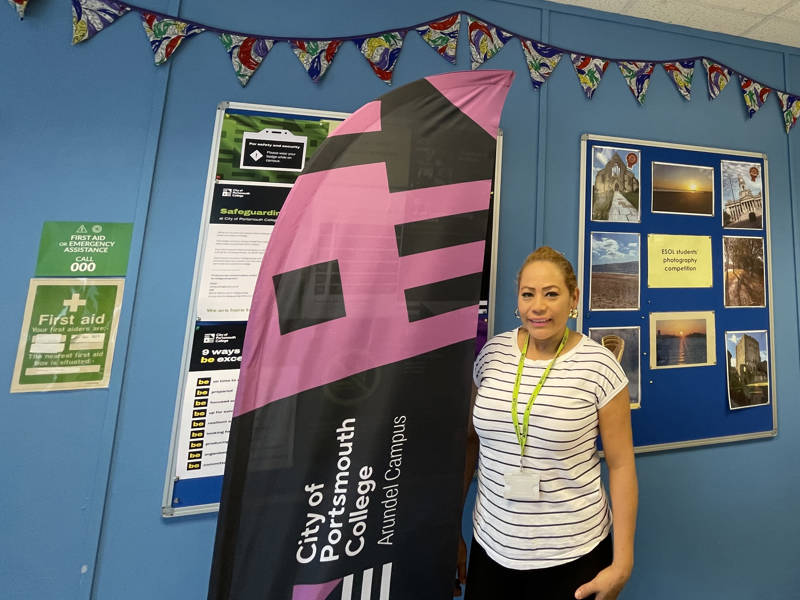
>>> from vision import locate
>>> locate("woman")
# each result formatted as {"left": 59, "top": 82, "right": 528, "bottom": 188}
{"left": 456, "top": 247, "right": 637, "bottom": 600}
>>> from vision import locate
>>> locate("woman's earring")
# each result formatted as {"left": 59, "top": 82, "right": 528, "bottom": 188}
{"left": 514, "top": 308, "right": 520, "bottom": 319}
{"left": 569, "top": 307, "right": 579, "bottom": 319}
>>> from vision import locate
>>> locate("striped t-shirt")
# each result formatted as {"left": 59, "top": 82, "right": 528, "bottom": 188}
{"left": 471, "top": 328, "right": 628, "bottom": 569}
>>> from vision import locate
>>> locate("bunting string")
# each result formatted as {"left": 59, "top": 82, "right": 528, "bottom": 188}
{"left": 12, "top": 0, "right": 800, "bottom": 133}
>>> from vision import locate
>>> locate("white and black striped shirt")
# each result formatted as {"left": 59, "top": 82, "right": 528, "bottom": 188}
{"left": 471, "top": 329, "right": 628, "bottom": 569}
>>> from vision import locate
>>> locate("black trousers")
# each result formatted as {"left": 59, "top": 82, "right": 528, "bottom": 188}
{"left": 464, "top": 535, "right": 613, "bottom": 600}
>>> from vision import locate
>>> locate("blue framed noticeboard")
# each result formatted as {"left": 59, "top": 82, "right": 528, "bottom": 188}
{"left": 577, "top": 134, "right": 776, "bottom": 453}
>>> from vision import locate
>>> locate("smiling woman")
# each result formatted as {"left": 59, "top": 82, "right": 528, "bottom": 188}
{"left": 457, "top": 247, "right": 638, "bottom": 600}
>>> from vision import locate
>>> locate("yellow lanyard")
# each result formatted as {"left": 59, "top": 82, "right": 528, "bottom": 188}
{"left": 511, "top": 328, "right": 569, "bottom": 468}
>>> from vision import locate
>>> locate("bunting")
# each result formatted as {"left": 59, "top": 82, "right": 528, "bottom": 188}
{"left": 72, "top": 0, "right": 130, "bottom": 45}
{"left": 290, "top": 40, "right": 342, "bottom": 82}
{"left": 11, "top": 5, "right": 800, "bottom": 133}
{"left": 618, "top": 61, "right": 655, "bottom": 104}
{"left": 467, "top": 15, "right": 514, "bottom": 70}
{"left": 519, "top": 39, "right": 562, "bottom": 89}
{"left": 8, "top": 0, "right": 27, "bottom": 19}
{"left": 571, "top": 54, "right": 609, "bottom": 99}
{"left": 220, "top": 34, "right": 272, "bottom": 87}
{"left": 141, "top": 13, "right": 205, "bottom": 65}
{"left": 662, "top": 59, "right": 695, "bottom": 101}
{"left": 353, "top": 31, "right": 406, "bottom": 84}
{"left": 778, "top": 91, "right": 800, "bottom": 133}
{"left": 739, "top": 75, "right": 771, "bottom": 119}
{"left": 414, "top": 13, "right": 460, "bottom": 65}
{"left": 703, "top": 58, "right": 732, "bottom": 100}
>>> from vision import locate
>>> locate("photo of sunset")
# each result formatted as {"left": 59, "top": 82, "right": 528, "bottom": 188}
{"left": 652, "top": 162, "right": 714, "bottom": 216}
{"left": 650, "top": 311, "right": 716, "bottom": 369}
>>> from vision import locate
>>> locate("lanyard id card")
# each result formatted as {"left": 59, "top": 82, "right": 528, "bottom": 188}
{"left": 503, "top": 470, "right": 540, "bottom": 501}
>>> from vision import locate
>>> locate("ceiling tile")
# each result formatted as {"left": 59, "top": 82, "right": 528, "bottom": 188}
{"left": 746, "top": 16, "right": 800, "bottom": 46}
{"left": 547, "top": 0, "right": 634, "bottom": 12}
{"left": 778, "top": 3, "right": 800, "bottom": 21}
{"left": 626, "top": 0, "right": 757, "bottom": 35}
{"left": 699, "top": 0, "right": 790, "bottom": 15}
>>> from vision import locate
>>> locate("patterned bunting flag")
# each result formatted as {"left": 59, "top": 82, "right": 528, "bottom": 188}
{"left": 618, "top": 61, "right": 655, "bottom": 104}
{"left": 519, "top": 39, "right": 562, "bottom": 89}
{"left": 662, "top": 60, "right": 695, "bottom": 101}
{"left": 702, "top": 58, "right": 732, "bottom": 99}
{"left": 777, "top": 91, "right": 800, "bottom": 133}
{"left": 739, "top": 75, "right": 772, "bottom": 119}
{"left": 72, "top": 0, "right": 131, "bottom": 45}
{"left": 414, "top": 13, "right": 460, "bottom": 65}
{"left": 353, "top": 31, "right": 406, "bottom": 84}
{"left": 570, "top": 54, "right": 609, "bottom": 99}
{"left": 8, "top": 0, "right": 28, "bottom": 18}
{"left": 141, "top": 13, "right": 205, "bottom": 66}
{"left": 219, "top": 34, "right": 272, "bottom": 87}
{"left": 290, "top": 40, "right": 342, "bottom": 82}
{"left": 467, "top": 15, "right": 514, "bottom": 70}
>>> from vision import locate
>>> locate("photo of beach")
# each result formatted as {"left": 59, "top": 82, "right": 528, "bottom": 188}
{"left": 590, "top": 232, "right": 640, "bottom": 310}
{"left": 652, "top": 162, "right": 714, "bottom": 216}
{"left": 649, "top": 311, "right": 716, "bottom": 369}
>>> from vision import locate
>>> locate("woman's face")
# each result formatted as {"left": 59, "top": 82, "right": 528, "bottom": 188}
{"left": 517, "top": 260, "right": 579, "bottom": 344}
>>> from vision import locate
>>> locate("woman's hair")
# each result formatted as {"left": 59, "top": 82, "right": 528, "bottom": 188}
{"left": 516, "top": 246, "right": 578, "bottom": 294}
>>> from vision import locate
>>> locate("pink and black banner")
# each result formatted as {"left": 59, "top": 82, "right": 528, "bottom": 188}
{"left": 208, "top": 70, "right": 513, "bottom": 599}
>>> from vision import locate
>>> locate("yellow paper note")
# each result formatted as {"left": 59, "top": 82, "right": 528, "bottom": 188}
{"left": 647, "top": 234, "right": 712, "bottom": 288}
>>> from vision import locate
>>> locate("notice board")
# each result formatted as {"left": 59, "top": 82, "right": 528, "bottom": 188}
{"left": 577, "top": 134, "right": 776, "bottom": 453}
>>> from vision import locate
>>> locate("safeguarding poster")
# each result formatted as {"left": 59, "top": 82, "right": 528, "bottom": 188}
{"left": 11, "top": 278, "right": 124, "bottom": 392}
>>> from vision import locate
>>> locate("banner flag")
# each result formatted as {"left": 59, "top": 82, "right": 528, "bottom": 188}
{"left": 618, "top": 60, "right": 655, "bottom": 104}
{"left": 519, "top": 39, "right": 562, "bottom": 89}
{"left": 353, "top": 32, "right": 406, "bottom": 84}
{"left": 467, "top": 15, "right": 514, "bottom": 70}
{"left": 571, "top": 53, "right": 609, "bottom": 99}
{"left": 208, "top": 69, "right": 513, "bottom": 600}
{"left": 140, "top": 12, "right": 205, "bottom": 65}
{"left": 220, "top": 34, "right": 273, "bottom": 86}
{"left": 662, "top": 59, "right": 695, "bottom": 101}
{"left": 414, "top": 14, "right": 460, "bottom": 65}
{"left": 72, "top": 0, "right": 131, "bottom": 45}
{"left": 702, "top": 58, "right": 732, "bottom": 99}
{"left": 8, "top": 0, "right": 27, "bottom": 19}
{"left": 290, "top": 40, "right": 343, "bottom": 82}
{"left": 778, "top": 91, "right": 800, "bottom": 133}
{"left": 739, "top": 75, "right": 772, "bottom": 119}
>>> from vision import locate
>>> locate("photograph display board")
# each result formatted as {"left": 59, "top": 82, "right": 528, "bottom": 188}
{"left": 578, "top": 134, "right": 776, "bottom": 452}
{"left": 162, "top": 103, "right": 350, "bottom": 516}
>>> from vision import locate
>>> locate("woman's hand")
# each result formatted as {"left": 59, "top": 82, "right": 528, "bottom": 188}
{"left": 574, "top": 563, "right": 631, "bottom": 600}
{"left": 453, "top": 535, "right": 467, "bottom": 596}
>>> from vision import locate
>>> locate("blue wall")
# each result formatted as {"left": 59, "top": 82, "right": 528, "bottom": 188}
{"left": 2, "top": 1, "right": 799, "bottom": 598}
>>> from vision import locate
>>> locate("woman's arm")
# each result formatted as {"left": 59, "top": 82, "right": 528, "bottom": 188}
{"left": 575, "top": 387, "right": 638, "bottom": 600}
{"left": 455, "top": 384, "right": 479, "bottom": 596}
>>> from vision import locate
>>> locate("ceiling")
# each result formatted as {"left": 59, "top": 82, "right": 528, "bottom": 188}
{"left": 545, "top": 0, "right": 800, "bottom": 49}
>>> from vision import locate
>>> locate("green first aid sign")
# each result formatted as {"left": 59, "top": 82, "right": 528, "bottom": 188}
{"left": 11, "top": 279, "right": 124, "bottom": 392}
{"left": 36, "top": 222, "right": 133, "bottom": 276}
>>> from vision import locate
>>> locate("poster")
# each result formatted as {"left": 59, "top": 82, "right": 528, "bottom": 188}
{"left": 174, "top": 322, "right": 246, "bottom": 479}
{"left": 721, "top": 160, "right": 763, "bottom": 229}
{"left": 591, "top": 145, "right": 641, "bottom": 222}
{"left": 36, "top": 221, "right": 133, "bottom": 276}
{"left": 197, "top": 183, "right": 290, "bottom": 320}
{"left": 11, "top": 278, "right": 124, "bottom": 392}
{"left": 725, "top": 330, "right": 770, "bottom": 409}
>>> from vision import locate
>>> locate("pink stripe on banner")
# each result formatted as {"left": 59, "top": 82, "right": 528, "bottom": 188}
{"left": 292, "top": 580, "right": 342, "bottom": 600}
{"left": 235, "top": 162, "right": 490, "bottom": 416}
{"left": 426, "top": 70, "right": 514, "bottom": 137}
{"left": 327, "top": 100, "right": 381, "bottom": 136}
{"left": 398, "top": 241, "right": 485, "bottom": 290}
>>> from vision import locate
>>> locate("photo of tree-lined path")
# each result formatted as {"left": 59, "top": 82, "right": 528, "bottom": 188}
{"left": 723, "top": 236, "right": 765, "bottom": 307}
